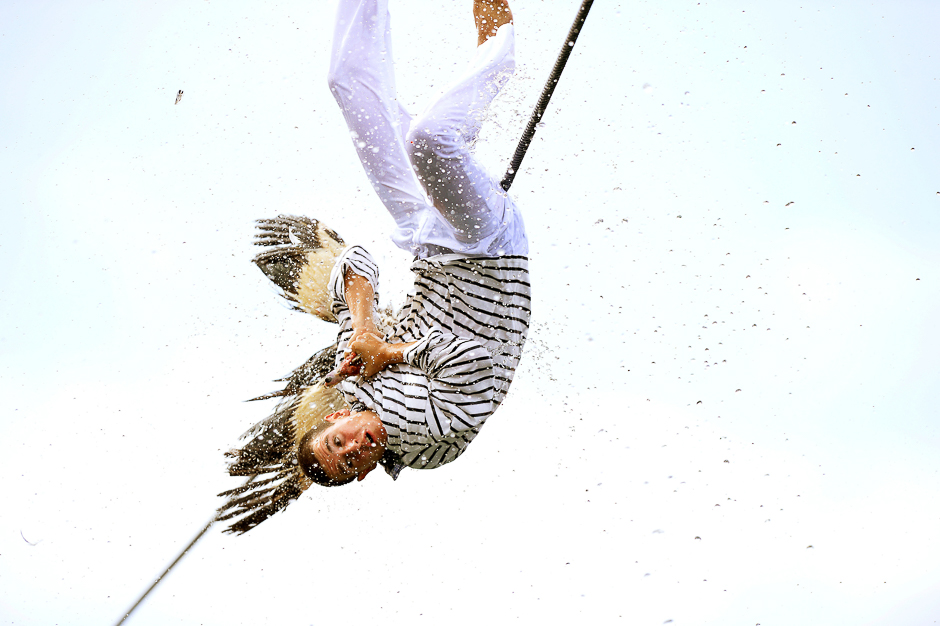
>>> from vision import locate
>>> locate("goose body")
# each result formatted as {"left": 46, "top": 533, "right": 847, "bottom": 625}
{"left": 218, "top": 215, "right": 351, "bottom": 534}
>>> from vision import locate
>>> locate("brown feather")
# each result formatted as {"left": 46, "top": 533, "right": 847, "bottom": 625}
{"left": 246, "top": 342, "right": 338, "bottom": 402}
{"left": 220, "top": 485, "right": 303, "bottom": 534}
{"left": 218, "top": 363, "right": 349, "bottom": 533}
{"left": 251, "top": 215, "right": 345, "bottom": 322}
{"left": 217, "top": 475, "right": 281, "bottom": 498}
{"left": 217, "top": 215, "right": 351, "bottom": 534}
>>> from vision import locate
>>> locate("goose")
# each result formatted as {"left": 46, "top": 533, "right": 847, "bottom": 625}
{"left": 217, "top": 215, "right": 355, "bottom": 534}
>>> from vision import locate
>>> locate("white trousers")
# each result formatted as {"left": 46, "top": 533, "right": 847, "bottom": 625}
{"left": 329, "top": 0, "right": 528, "bottom": 259}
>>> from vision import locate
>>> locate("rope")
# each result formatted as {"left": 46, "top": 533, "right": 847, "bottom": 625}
{"left": 113, "top": 475, "right": 257, "bottom": 626}
{"left": 500, "top": 0, "right": 595, "bottom": 191}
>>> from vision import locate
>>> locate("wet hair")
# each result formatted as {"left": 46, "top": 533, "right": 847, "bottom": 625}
{"left": 297, "top": 427, "right": 356, "bottom": 487}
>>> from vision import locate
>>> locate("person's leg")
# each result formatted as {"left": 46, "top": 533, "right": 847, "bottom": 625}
{"left": 405, "top": 14, "right": 516, "bottom": 246}
{"left": 328, "top": 0, "right": 434, "bottom": 253}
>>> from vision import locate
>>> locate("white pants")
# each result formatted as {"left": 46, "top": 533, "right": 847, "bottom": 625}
{"left": 328, "top": 0, "right": 528, "bottom": 259}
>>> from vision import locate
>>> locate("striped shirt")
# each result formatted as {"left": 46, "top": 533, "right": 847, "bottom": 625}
{"left": 328, "top": 245, "right": 531, "bottom": 473}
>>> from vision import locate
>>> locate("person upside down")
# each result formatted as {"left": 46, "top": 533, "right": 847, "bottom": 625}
{"left": 305, "top": 0, "right": 529, "bottom": 485}
{"left": 218, "top": 0, "right": 529, "bottom": 532}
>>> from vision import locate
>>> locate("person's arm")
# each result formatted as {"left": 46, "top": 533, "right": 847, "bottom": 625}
{"left": 343, "top": 268, "right": 379, "bottom": 337}
{"left": 401, "top": 330, "right": 497, "bottom": 436}
{"left": 344, "top": 268, "right": 418, "bottom": 378}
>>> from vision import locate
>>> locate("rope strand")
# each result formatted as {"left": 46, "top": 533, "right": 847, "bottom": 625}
{"left": 113, "top": 475, "right": 257, "bottom": 626}
{"left": 501, "top": 0, "right": 595, "bottom": 191}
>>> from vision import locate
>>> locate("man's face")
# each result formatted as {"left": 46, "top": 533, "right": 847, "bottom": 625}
{"left": 314, "top": 410, "right": 388, "bottom": 482}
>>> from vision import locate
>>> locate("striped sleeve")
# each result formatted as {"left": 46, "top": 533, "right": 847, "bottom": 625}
{"left": 402, "top": 329, "right": 496, "bottom": 437}
{"left": 328, "top": 245, "right": 380, "bottom": 312}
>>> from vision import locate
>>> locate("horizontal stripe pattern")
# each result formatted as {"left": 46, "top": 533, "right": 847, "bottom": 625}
{"left": 330, "top": 246, "right": 531, "bottom": 471}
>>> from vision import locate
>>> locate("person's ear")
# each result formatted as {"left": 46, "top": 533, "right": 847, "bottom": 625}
{"left": 325, "top": 409, "right": 351, "bottom": 423}
{"left": 356, "top": 466, "right": 375, "bottom": 482}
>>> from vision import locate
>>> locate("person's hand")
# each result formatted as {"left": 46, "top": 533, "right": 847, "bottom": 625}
{"left": 330, "top": 327, "right": 416, "bottom": 385}
{"left": 348, "top": 330, "right": 393, "bottom": 379}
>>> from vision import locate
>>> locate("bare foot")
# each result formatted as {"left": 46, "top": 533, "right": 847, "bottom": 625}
{"left": 473, "top": 0, "right": 513, "bottom": 46}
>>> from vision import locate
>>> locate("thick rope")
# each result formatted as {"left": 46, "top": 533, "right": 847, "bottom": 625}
{"left": 113, "top": 475, "right": 257, "bottom": 626}
{"left": 501, "top": 0, "right": 595, "bottom": 191}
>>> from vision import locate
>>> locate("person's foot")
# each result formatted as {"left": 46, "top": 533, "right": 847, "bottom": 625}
{"left": 473, "top": 0, "right": 512, "bottom": 46}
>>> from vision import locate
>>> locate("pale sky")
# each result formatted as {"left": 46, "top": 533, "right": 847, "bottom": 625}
{"left": 2, "top": 1, "right": 939, "bottom": 625}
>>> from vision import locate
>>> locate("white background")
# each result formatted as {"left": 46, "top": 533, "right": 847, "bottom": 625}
{"left": 2, "top": 1, "right": 939, "bottom": 624}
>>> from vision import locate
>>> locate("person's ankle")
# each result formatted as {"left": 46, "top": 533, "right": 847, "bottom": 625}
{"left": 474, "top": 0, "right": 513, "bottom": 46}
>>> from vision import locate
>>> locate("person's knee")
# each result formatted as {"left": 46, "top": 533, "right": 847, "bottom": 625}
{"left": 406, "top": 122, "right": 460, "bottom": 166}
{"left": 406, "top": 123, "right": 439, "bottom": 152}
{"left": 326, "top": 68, "right": 352, "bottom": 103}
{"left": 326, "top": 52, "right": 366, "bottom": 103}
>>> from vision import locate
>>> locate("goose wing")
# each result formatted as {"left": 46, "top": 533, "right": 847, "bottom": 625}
{"left": 252, "top": 215, "right": 345, "bottom": 322}
{"left": 218, "top": 378, "right": 348, "bottom": 535}
{"left": 218, "top": 214, "right": 350, "bottom": 534}
{"left": 246, "top": 342, "right": 338, "bottom": 402}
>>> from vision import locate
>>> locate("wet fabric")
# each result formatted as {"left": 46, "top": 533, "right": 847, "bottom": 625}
{"left": 328, "top": 0, "right": 528, "bottom": 258}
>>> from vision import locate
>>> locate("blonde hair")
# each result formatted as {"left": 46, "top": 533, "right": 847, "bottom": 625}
{"left": 218, "top": 383, "right": 350, "bottom": 532}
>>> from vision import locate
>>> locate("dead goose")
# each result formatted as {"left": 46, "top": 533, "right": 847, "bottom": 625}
{"left": 218, "top": 216, "right": 353, "bottom": 534}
